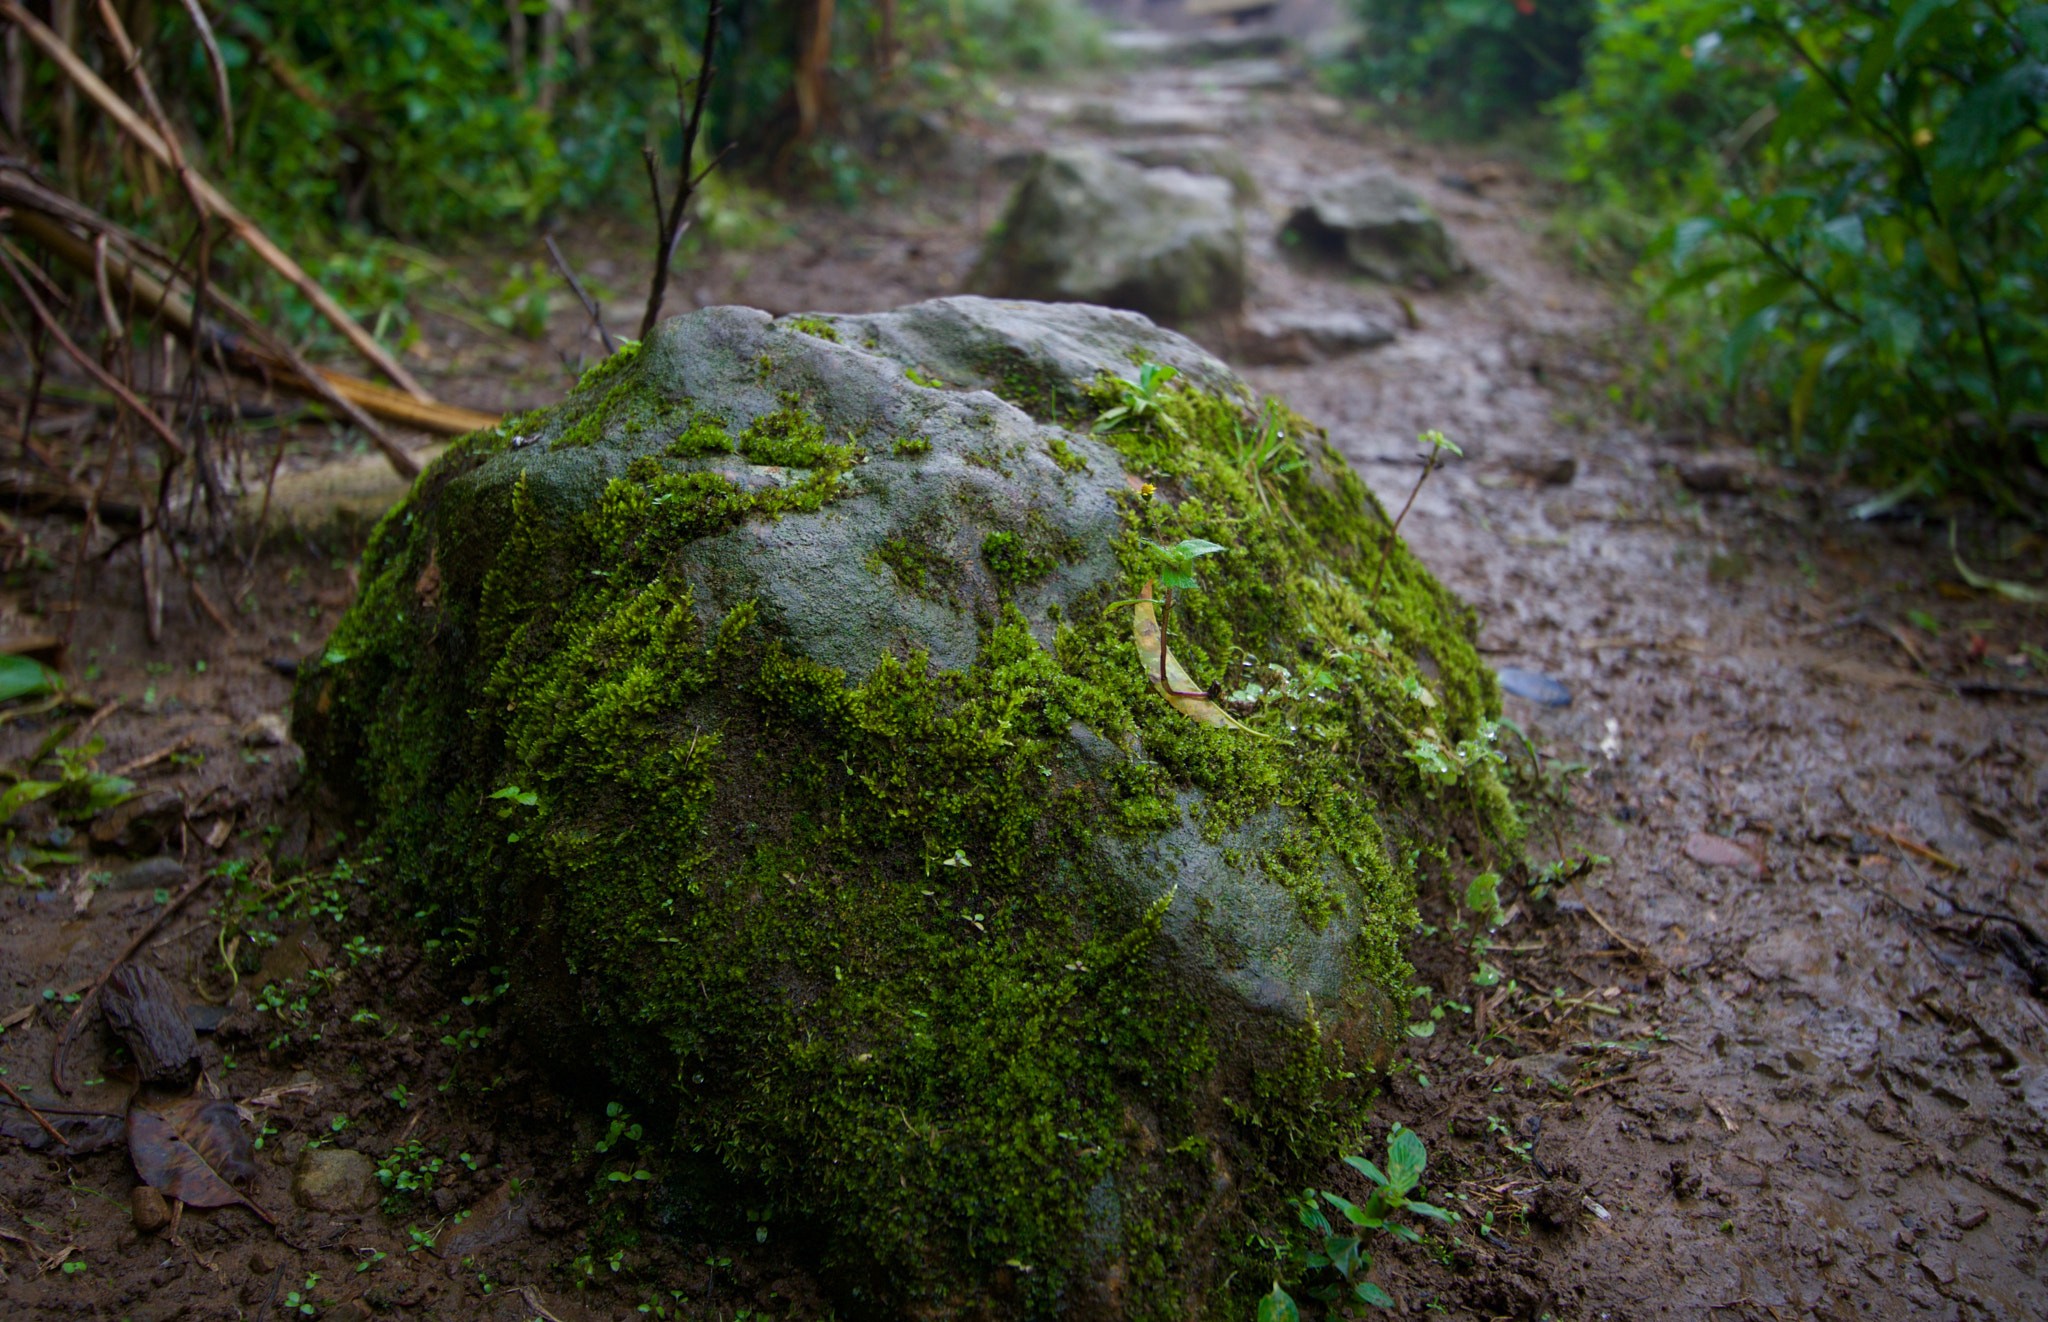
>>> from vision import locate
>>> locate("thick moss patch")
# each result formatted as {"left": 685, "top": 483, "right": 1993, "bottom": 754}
{"left": 296, "top": 299, "right": 1514, "bottom": 1318}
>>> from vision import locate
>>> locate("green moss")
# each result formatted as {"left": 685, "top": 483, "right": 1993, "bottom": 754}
{"left": 982, "top": 513, "right": 1078, "bottom": 593}
{"left": 968, "top": 344, "right": 1090, "bottom": 426}
{"left": 1045, "top": 436, "right": 1089, "bottom": 474}
{"left": 737, "top": 403, "right": 847, "bottom": 469}
{"left": 869, "top": 531, "right": 960, "bottom": 601}
{"left": 904, "top": 365, "right": 946, "bottom": 389}
{"left": 892, "top": 435, "right": 932, "bottom": 458}
{"left": 786, "top": 315, "right": 842, "bottom": 343}
{"left": 665, "top": 415, "right": 736, "bottom": 459}
{"left": 298, "top": 324, "right": 1515, "bottom": 1319}
{"left": 550, "top": 345, "right": 689, "bottom": 451}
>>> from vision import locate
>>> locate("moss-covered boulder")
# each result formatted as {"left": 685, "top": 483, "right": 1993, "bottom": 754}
{"left": 295, "top": 296, "right": 1514, "bottom": 1318}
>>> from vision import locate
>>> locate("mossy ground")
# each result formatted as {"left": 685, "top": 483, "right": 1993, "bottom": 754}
{"left": 297, "top": 335, "right": 1516, "bottom": 1318}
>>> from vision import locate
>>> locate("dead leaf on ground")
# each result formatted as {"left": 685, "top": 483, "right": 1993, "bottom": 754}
{"left": 1683, "top": 832, "right": 1765, "bottom": 877}
{"left": 1, "top": 1108, "right": 125, "bottom": 1152}
{"left": 128, "top": 1095, "right": 266, "bottom": 1219}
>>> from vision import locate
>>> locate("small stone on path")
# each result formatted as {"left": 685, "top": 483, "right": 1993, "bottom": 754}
{"left": 291, "top": 1148, "right": 380, "bottom": 1213}
{"left": 1684, "top": 832, "right": 1764, "bottom": 876}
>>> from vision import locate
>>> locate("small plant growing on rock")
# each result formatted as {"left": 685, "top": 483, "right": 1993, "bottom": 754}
{"left": 1227, "top": 399, "right": 1305, "bottom": 516}
{"left": 1095, "top": 362, "right": 1186, "bottom": 438}
{"left": 1370, "top": 429, "right": 1462, "bottom": 604}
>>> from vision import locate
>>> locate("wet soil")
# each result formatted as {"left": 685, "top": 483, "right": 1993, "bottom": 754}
{"left": 4, "top": 38, "right": 2047, "bottom": 1322}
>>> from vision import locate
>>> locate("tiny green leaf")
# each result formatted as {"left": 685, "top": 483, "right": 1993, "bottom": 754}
{"left": 1255, "top": 1284, "right": 1299, "bottom": 1322}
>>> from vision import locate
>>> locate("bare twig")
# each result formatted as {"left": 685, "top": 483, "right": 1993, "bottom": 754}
{"left": 0, "top": 0, "right": 433, "bottom": 402}
{"left": 543, "top": 234, "right": 616, "bottom": 355}
{"left": 173, "top": 0, "right": 233, "bottom": 157}
{"left": 638, "top": 0, "right": 725, "bottom": 340}
{"left": 0, "top": 239, "right": 186, "bottom": 456}
{"left": 0, "top": 1074, "right": 70, "bottom": 1147}
{"left": 11, "top": 209, "right": 480, "bottom": 458}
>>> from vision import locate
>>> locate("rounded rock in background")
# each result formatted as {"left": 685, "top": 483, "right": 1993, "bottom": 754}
{"left": 290, "top": 1148, "right": 380, "bottom": 1213}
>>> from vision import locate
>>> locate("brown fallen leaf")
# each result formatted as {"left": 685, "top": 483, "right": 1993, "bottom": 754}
{"left": 128, "top": 1095, "right": 270, "bottom": 1223}
{"left": 1132, "top": 583, "right": 1266, "bottom": 737}
{"left": 1683, "top": 832, "right": 1764, "bottom": 876}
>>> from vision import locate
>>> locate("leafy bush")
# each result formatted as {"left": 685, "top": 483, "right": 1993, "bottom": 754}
{"left": 1551, "top": 0, "right": 1784, "bottom": 215}
{"left": 1647, "top": 1, "right": 2048, "bottom": 505}
{"left": 1342, "top": 0, "right": 1598, "bottom": 132}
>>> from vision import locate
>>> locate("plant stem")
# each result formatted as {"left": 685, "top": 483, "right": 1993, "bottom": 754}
{"left": 1369, "top": 448, "right": 1441, "bottom": 604}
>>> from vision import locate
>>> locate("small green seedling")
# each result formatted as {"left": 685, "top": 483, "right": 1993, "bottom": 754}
{"left": 1106, "top": 538, "right": 1226, "bottom": 696}
{"left": 1262, "top": 1125, "right": 1457, "bottom": 1314}
{"left": 1094, "top": 362, "right": 1186, "bottom": 438}
{"left": 1370, "top": 429, "right": 1461, "bottom": 604}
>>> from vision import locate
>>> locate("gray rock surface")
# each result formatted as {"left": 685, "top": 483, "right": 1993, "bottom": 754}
{"left": 1230, "top": 309, "right": 1396, "bottom": 365}
{"left": 290, "top": 1148, "right": 380, "bottom": 1213}
{"left": 1282, "top": 169, "right": 1472, "bottom": 287}
{"left": 968, "top": 147, "right": 1245, "bottom": 324}
{"left": 1111, "top": 136, "right": 1258, "bottom": 204}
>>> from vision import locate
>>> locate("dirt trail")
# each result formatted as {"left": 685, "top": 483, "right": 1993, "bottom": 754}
{"left": 1, "top": 38, "right": 2043, "bottom": 1322}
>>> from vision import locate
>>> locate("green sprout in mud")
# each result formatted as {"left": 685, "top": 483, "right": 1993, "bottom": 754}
{"left": 1259, "top": 1126, "right": 1459, "bottom": 1318}
{"left": 1105, "top": 537, "right": 1227, "bottom": 696}
{"left": 1094, "top": 362, "right": 1186, "bottom": 438}
{"left": 1370, "top": 429, "right": 1462, "bottom": 605}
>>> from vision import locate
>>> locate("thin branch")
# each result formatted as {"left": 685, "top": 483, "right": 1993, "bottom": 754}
{"left": 0, "top": 239, "right": 187, "bottom": 456}
{"left": 0, "top": 0, "right": 434, "bottom": 402}
{"left": 544, "top": 233, "right": 616, "bottom": 355}
{"left": 174, "top": 0, "right": 233, "bottom": 157}
{"left": 639, "top": 0, "right": 725, "bottom": 340}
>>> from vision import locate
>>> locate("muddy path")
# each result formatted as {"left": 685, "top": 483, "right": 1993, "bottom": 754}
{"left": 3, "top": 37, "right": 2045, "bottom": 1322}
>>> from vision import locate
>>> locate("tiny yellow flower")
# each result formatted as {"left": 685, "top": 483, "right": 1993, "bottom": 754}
{"left": 1139, "top": 483, "right": 1156, "bottom": 498}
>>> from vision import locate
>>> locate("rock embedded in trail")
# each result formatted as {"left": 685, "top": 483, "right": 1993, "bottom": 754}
{"left": 969, "top": 146, "right": 1246, "bottom": 325}
{"left": 296, "top": 295, "right": 1512, "bottom": 1316}
{"left": 1282, "top": 169, "right": 1473, "bottom": 288}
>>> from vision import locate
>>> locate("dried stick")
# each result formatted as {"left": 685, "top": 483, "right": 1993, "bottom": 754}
{"left": 51, "top": 869, "right": 212, "bottom": 1094}
{"left": 544, "top": 234, "right": 617, "bottom": 355}
{"left": 11, "top": 210, "right": 461, "bottom": 464}
{"left": 0, "top": 1074, "right": 69, "bottom": 1147}
{"left": 638, "top": 0, "right": 724, "bottom": 340}
{"left": 0, "top": 240, "right": 186, "bottom": 456}
{"left": 0, "top": 0, "right": 433, "bottom": 402}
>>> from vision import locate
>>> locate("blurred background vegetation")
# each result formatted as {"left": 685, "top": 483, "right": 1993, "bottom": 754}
{"left": 2, "top": 0, "right": 1101, "bottom": 359}
{"left": 1342, "top": 0, "right": 2046, "bottom": 512}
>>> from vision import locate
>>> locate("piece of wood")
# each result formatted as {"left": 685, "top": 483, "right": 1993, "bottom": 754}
{"left": 0, "top": 0, "right": 432, "bottom": 402}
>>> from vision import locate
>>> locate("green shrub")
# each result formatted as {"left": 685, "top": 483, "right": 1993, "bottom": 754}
{"left": 1647, "top": 1, "right": 2048, "bottom": 505}
{"left": 1551, "top": 0, "right": 1784, "bottom": 216}
{"left": 1342, "top": 0, "right": 1598, "bottom": 132}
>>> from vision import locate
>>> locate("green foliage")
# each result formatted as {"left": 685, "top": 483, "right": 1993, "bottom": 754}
{"left": 1642, "top": 1, "right": 2048, "bottom": 505}
{"left": 1551, "top": 0, "right": 1785, "bottom": 216}
{"left": 1341, "top": 0, "right": 1598, "bottom": 132}
{"left": 0, "top": 740, "right": 135, "bottom": 826}
{"left": 1094, "top": 362, "right": 1186, "bottom": 437}
{"left": 1260, "top": 1126, "right": 1457, "bottom": 1315}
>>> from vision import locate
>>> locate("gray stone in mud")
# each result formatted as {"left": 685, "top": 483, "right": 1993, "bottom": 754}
{"left": 290, "top": 1148, "right": 379, "bottom": 1212}
{"left": 968, "top": 147, "right": 1245, "bottom": 325}
{"left": 1112, "top": 136, "right": 1259, "bottom": 204}
{"left": 1231, "top": 309, "right": 1396, "bottom": 365}
{"left": 1282, "top": 170, "right": 1472, "bottom": 287}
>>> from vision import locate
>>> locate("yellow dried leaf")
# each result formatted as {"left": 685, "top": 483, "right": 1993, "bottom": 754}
{"left": 1132, "top": 582, "right": 1261, "bottom": 734}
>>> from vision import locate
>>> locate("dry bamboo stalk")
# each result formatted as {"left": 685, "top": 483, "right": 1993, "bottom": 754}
{"left": 10, "top": 209, "right": 495, "bottom": 441}
{"left": 0, "top": 0, "right": 434, "bottom": 403}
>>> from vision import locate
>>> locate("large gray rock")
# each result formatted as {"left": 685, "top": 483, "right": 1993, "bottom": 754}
{"left": 1282, "top": 170, "right": 1472, "bottom": 287}
{"left": 969, "top": 147, "right": 1245, "bottom": 325}
{"left": 297, "top": 296, "right": 1510, "bottom": 1316}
